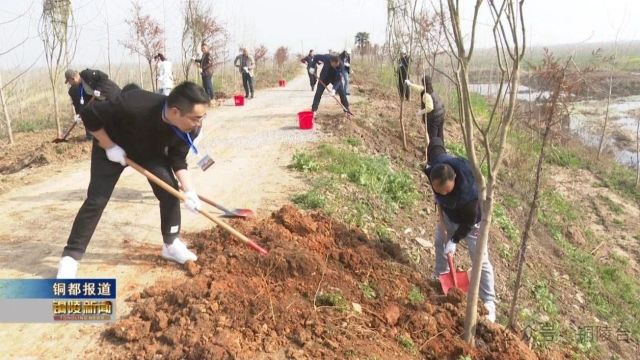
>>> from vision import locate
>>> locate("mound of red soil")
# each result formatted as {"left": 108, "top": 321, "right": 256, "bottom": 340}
{"left": 103, "top": 205, "right": 537, "bottom": 360}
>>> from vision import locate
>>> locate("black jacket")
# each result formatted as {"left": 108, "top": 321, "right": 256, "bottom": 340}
{"left": 425, "top": 138, "right": 481, "bottom": 242}
{"left": 80, "top": 89, "right": 198, "bottom": 171}
{"left": 195, "top": 52, "right": 214, "bottom": 76}
{"left": 79, "top": 69, "right": 121, "bottom": 102}
{"left": 301, "top": 55, "right": 318, "bottom": 69}
{"left": 314, "top": 54, "right": 344, "bottom": 86}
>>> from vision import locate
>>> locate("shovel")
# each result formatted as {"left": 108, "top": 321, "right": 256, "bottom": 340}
{"left": 53, "top": 96, "right": 96, "bottom": 143}
{"left": 316, "top": 77, "right": 354, "bottom": 117}
{"left": 126, "top": 158, "right": 269, "bottom": 255}
{"left": 52, "top": 121, "right": 78, "bottom": 143}
{"left": 439, "top": 253, "right": 469, "bottom": 294}
{"left": 198, "top": 193, "right": 255, "bottom": 218}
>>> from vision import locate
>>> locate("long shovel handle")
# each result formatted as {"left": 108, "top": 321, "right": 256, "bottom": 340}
{"left": 59, "top": 121, "right": 78, "bottom": 141}
{"left": 447, "top": 253, "right": 458, "bottom": 289}
{"left": 197, "top": 194, "right": 234, "bottom": 214}
{"left": 126, "top": 158, "right": 268, "bottom": 255}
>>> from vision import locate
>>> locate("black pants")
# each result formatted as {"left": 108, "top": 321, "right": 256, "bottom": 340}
{"left": 202, "top": 74, "right": 214, "bottom": 100}
{"left": 62, "top": 142, "right": 181, "bottom": 260}
{"left": 308, "top": 70, "right": 317, "bottom": 90}
{"left": 311, "top": 81, "right": 349, "bottom": 113}
{"left": 242, "top": 73, "right": 254, "bottom": 98}
{"left": 425, "top": 115, "right": 444, "bottom": 141}
{"left": 398, "top": 71, "right": 409, "bottom": 100}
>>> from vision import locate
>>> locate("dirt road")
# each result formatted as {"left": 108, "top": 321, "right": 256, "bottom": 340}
{"left": 0, "top": 73, "right": 328, "bottom": 359}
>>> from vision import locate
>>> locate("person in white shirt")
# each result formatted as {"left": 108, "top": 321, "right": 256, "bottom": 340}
{"left": 155, "top": 53, "right": 174, "bottom": 96}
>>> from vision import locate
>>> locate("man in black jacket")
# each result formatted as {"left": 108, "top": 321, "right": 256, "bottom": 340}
{"left": 310, "top": 54, "right": 350, "bottom": 116}
{"left": 425, "top": 137, "right": 496, "bottom": 322}
{"left": 193, "top": 43, "right": 215, "bottom": 101}
{"left": 56, "top": 82, "right": 210, "bottom": 279}
{"left": 65, "top": 68, "right": 121, "bottom": 140}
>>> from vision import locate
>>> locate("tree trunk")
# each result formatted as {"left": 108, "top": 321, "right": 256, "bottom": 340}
{"left": 399, "top": 96, "right": 408, "bottom": 150}
{"left": 148, "top": 60, "right": 156, "bottom": 92}
{"left": 52, "top": 86, "right": 61, "bottom": 137}
{"left": 462, "top": 189, "right": 493, "bottom": 345}
{"left": 138, "top": 55, "right": 144, "bottom": 89}
{"left": 508, "top": 124, "right": 550, "bottom": 329}
{"left": 0, "top": 71, "right": 14, "bottom": 145}
{"left": 597, "top": 72, "right": 613, "bottom": 159}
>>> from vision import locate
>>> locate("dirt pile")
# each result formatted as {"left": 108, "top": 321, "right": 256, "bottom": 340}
{"left": 103, "top": 205, "right": 538, "bottom": 360}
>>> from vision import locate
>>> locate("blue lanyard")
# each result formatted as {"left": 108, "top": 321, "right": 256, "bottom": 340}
{"left": 163, "top": 102, "right": 198, "bottom": 155}
{"left": 170, "top": 126, "right": 198, "bottom": 155}
{"left": 79, "top": 86, "right": 84, "bottom": 105}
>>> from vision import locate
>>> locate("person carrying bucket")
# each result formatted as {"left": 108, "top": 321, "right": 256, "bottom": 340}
{"left": 310, "top": 54, "right": 350, "bottom": 116}
{"left": 425, "top": 137, "right": 497, "bottom": 323}
{"left": 56, "top": 82, "right": 210, "bottom": 279}
{"left": 234, "top": 47, "right": 255, "bottom": 99}
{"left": 301, "top": 49, "right": 319, "bottom": 91}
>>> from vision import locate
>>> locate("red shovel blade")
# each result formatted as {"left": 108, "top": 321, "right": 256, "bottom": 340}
{"left": 223, "top": 208, "right": 255, "bottom": 218}
{"left": 439, "top": 254, "right": 469, "bottom": 294}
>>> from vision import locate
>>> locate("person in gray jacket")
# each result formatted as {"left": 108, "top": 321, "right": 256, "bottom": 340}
{"left": 234, "top": 47, "right": 255, "bottom": 99}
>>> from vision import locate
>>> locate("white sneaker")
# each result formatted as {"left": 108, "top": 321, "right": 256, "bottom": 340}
{"left": 484, "top": 301, "right": 496, "bottom": 323}
{"left": 161, "top": 238, "right": 197, "bottom": 264}
{"left": 56, "top": 256, "right": 78, "bottom": 279}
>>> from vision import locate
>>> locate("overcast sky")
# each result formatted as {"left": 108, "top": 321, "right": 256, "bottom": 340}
{"left": 0, "top": 0, "right": 638, "bottom": 70}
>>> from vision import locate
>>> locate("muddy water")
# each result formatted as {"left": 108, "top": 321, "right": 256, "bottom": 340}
{"left": 470, "top": 83, "right": 640, "bottom": 168}
{"left": 569, "top": 95, "right": 640, "bottom": 168}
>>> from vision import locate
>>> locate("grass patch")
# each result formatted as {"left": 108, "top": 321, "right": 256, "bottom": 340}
{"left": 493, "top": 203, "right": 520, "bottom": 242}
{"left": 292, "top": 191, "right": 326, "bottom": 210}
{"left": 346, "top": 137, "right": 361, "bottom": 147}
{"left": 360, "top": 282, "right": 377, "bottom": 300}
{"left": 407, "top": 286, "right": 425, "bottom": 305}
{"left": 316, "top": 291, "right": 349, "bottom": 312}
{"left": 316, "top": 143, "right": 420, "bottom": 208}
{"left": 597, "top": 194, "right": 624, "bottom": 215}
{"left": 496, "top": 243, "right": 514, "bottom": 261}
{"left": 396, "top": 335, "right": 416, "bottom": 352}
{"left": 538, "top": 190, "right": 640, "bottom": 341}
{"left": 290, "top": 151, "right": 320, "bottom": 172}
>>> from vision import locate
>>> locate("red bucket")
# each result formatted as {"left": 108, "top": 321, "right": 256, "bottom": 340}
{"left": 278, "top": 79, "right": 286, "bottom": 87}
{"left": 234, "top": 95, "right": 244, "bottom": 106}
{"left": 298, "top": 111, "right": 314, "bottom": 130}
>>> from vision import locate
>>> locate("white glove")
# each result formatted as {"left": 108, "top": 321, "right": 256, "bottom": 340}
{"left": 308, "top": 68, "right": 316, "bottom": 75}
{"left": 183, "top": 190, "right": 201, "bottom": 213}
{"left": 93, "top": 90, "right": 101, "bottom": 97}
{"left": 105, "top": 144, "right": 127, "bottom": 166}
{"left": 416, "top": 109, "right": 427, "bottom": 117}
{"left": 405, "top": 79, "right": 411, "bottom": 86}
{"left": 242, "top": 66, "right": 248, "bottom": 73}
{"left": 329, "top": 89, "right": 336, "bottom": 96}
{"left": 74, "top": 114, "right": 82, "bottom": 124}
{"left": 444, "top": 239, "right": 457, "bottom": 255}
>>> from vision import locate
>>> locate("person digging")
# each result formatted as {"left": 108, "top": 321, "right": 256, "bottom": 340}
{"left": 425, "top": 137, "right": 497, "bottom": 322}
{"left": 64, "top": 68, "right": 121, "bottom": 141}
{"left": 310, "top": 54, "right": 352, "bottom": 117}
{"left": 56, "top": 82, "right": 210, "bottom": 279}
{"left": 405, "top": 75, "right": 446, "bottom": 147}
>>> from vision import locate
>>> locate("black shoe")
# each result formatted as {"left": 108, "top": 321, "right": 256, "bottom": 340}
{"left": 251, "top": 94, "right": 254, "bottom": 99}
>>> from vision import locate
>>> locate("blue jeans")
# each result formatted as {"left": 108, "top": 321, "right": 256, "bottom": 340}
{"left": 201, "top": 74, "right": 214, "bottom": 100}
{"left": 434, "top": 212, "right": 496, "bottom": 304}
{"left": 343, "top": 71, "right": 350, "bottom": 94}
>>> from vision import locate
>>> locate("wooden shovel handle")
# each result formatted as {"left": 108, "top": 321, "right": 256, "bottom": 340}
{"left": 447, "top": 253, "right": 458, "bottom": 289}
{"left": 125, "top": 158, "right": 268, "bottom": 255}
